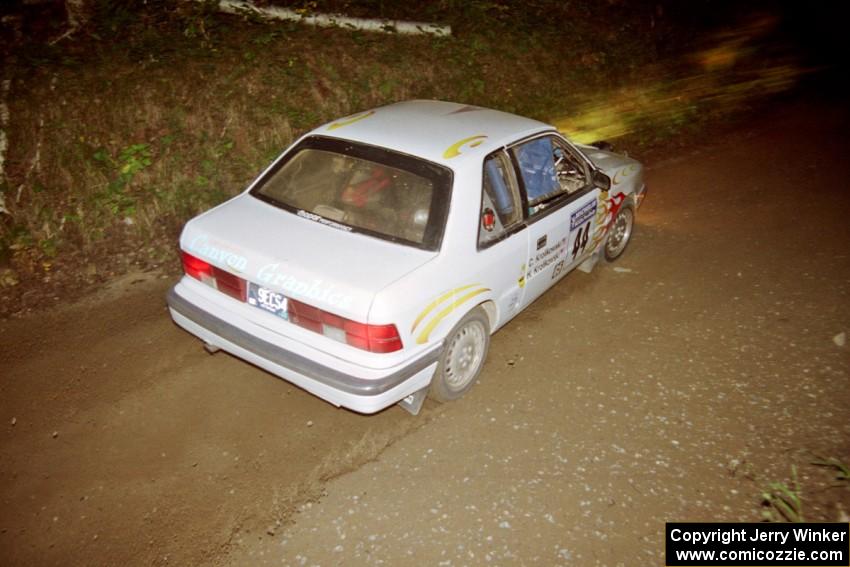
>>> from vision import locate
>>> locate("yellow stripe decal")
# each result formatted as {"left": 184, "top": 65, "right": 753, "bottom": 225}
{"left": 327, "top": 110, "right": 376, "bottom": 131}
{"left": 415, "top": 288, "right": 490, "bottom": 344}
{"left": 443, "top": 135, "right": 487, "bottom": 159}
{"left": 410, "top": 284, "right": 480, "bottom": 333}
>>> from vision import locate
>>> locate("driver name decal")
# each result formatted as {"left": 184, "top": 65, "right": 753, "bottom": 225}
{"left": 527, "top": 237, "right": 568, "bottom": 280}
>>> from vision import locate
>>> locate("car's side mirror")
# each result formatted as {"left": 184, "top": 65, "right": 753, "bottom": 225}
{"left": 592, "top": 170, "right": 611, "bottom": 191}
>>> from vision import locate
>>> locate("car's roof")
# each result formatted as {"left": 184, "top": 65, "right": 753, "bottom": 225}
{"left": 314, "top": 100, "right": 554, "bottom": 168}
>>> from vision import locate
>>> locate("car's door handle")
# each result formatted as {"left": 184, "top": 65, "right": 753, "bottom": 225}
{"left": 536, "top": 235, "right": 547, "bottom": 250}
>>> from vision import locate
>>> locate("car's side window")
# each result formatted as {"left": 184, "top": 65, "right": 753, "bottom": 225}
{"left": 552, "top": 139, "right": 589, "bottom": 195}
{"left": 479, "top": 151, "right": 522, "bottom": 247}
{"left": 513, "top": 135, "right": 589, "bottom": 217}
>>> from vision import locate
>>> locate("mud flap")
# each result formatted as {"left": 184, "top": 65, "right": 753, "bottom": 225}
{"left": 398, "top": 386, "right": 428, "bottom": 415}
{"left": 577, "top": 248, "right": 600, "bottom": 274}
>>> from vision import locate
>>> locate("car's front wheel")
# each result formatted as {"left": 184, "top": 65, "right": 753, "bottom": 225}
{"left": 604, "top": 206, "right": 634, "bottom": 261}
{"left": 429, "top": 307, "right": 490, "bottom": 403}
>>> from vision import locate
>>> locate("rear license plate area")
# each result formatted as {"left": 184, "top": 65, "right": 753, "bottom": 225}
{"left": 247, "top": 283, "right": 289, "bottom": 320}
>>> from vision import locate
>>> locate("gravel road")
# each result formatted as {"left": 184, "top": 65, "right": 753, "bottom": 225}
{"left": 1, "top": 96, "right": 848, "bottom": 566}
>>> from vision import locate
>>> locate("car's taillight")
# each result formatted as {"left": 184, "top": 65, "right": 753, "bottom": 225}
{"left": 182, "top": 251, "right": 214, "bottom": 283}
{"left": 288, "top": 298, "right": 402, "bottom": 353}
{"left": 181, "top": 251, "right": 247, "bottom": 302}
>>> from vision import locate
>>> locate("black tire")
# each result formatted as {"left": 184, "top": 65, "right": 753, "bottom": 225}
{"left": 429, "top": 307, "right": 490, "bottom": 403}
{"left": 604, "top": 206, "right": 634, "bottom": 261}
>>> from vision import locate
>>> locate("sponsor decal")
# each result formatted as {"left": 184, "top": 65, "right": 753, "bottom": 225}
{"left": 297, "top": 209, "right": 353, "bottom": 232}
{"left": 411, "top": 284, "right": 490, "bottom": 344}
{"left": 551, "top": 259, "right": 566, "bottom": 280}
{"left": 443, "top": 135, "right": 487, "bottom": 159}
{"left": 482, "top": 208, "right": 496, "bottom": 232}
{"left": 518, "top": 263, "right": 526, "bottom": 288}
{"left": 326, "top": 110, "right": 376, "bottom": 131}
{"left": 188, "top": 234, "right": 248, "bottom": 272}
{"left": 256, "top": 263, "right": 353, "bottom": 310}
{"left": 570, "top": 199, "right": 597, "bottom": 231}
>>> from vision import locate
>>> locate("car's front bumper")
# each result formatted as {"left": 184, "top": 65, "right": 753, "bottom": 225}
{"left": 635, "top": 183, "right": 648, "bottom": 210}
{"left": 167, "top": 284, "right": 440, "bottom": 414}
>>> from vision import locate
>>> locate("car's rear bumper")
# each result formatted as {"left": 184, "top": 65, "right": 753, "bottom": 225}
{"left": 167, "top": 284, "right": 440, "bottom": 414}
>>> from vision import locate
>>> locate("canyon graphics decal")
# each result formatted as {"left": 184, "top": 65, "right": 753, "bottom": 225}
{"left": 256, "top": 263, "right": 353, "bottom": 310}
{"left": 188, "top": 234, "right": 248, "bottom": 272}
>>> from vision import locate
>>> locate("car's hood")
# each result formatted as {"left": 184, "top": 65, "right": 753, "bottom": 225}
{"left": 579, "top": 145, "right": 633, "bottom": 169}
{"left": 180, "top": 194, "right": 436, "bottom": 321}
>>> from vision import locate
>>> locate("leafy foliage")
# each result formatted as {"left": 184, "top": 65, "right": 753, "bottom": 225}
{"left": 0, "top": 0, "right": 801, "bottom": 293}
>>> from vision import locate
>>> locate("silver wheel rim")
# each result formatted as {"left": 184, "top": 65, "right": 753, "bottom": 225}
{"left": 606, "top": 208, "right": 633, "bottom": 258}
{"left": 443, "top": 320, "right": 486, "bottom": 390}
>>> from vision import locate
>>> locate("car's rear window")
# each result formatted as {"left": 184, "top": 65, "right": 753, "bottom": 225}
{"left": 251, "top": 136, "right": 452, "bottom": 251}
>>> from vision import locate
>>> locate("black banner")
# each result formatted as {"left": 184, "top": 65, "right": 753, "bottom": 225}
{"left": 666, "top": 523, "right": 849, "bottom": 566}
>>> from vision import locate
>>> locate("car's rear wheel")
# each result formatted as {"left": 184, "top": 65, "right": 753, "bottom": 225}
{"left": 429, "top": 307, "right": 490, "bottom": 403}
{"left": 604, "top": 206, "right": 634, "bottom": 261}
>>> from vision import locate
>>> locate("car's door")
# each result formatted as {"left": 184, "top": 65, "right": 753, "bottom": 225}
{"left": 510, "top": 134, "right": 599, "bottom": 307}
{"left": 476, "top": 149, "right": 528, "bottom": 327}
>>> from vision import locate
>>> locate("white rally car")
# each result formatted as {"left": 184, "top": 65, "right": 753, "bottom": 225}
{"left": 167, "top": 100, "right": 646, "bottom": 414}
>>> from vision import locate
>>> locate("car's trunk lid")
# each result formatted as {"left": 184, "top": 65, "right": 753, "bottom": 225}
{"left": 180, "top": 193, "right": 436, "bottom": 322}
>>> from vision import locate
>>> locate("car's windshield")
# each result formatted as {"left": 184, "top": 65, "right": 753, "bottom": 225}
{"left": 251, "top": 136, "right": 452, "bottom": 251}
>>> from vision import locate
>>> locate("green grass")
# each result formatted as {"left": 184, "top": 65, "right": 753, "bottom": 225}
{"left": 761, "top": 465, "right": 806, "bottom": 523}
{"left": 759, "top": 456, "right": 850, "bottom": 523}
{"left": 811, "top": 456, "right": 850, "bottom": 484}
